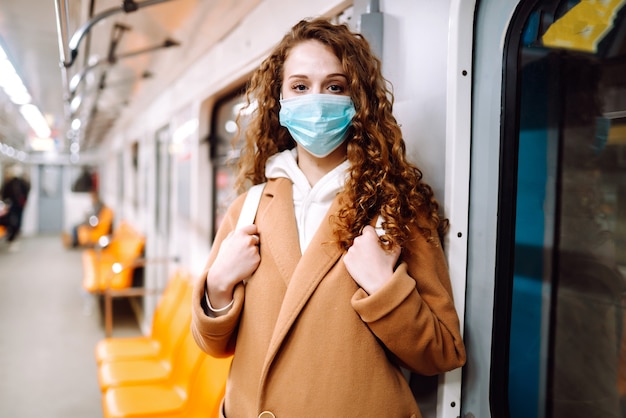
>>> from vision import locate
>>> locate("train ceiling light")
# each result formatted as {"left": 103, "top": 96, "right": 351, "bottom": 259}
{"left": 0, "top": 40, "right": 52, "bottom": 141}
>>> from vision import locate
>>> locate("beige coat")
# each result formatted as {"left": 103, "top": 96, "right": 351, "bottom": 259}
{"left": 191, "top": 178, "right": 466, "bottom": 418}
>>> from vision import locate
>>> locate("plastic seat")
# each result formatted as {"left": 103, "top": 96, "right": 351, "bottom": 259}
{"left": 98, "top": 282, "right": 193, "bottom": 391}
{"left": 78, "top": 205, "right": 114, "bottom": 247}
{"left": 82, "top": 222, "right": 145, "bottom": 293}
{"left": 95, "top": 271, "right": 191, "bottom": 364}
{"left": 102, "top": 331, "right": 231, "bottom": 417}
{"left": 185, "top": 354, "right": 232, "bottom": 417}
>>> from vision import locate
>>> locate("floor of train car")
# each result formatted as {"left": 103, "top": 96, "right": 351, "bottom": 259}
{"left": 0, "top": 234, "right": 142, "bottom": 418}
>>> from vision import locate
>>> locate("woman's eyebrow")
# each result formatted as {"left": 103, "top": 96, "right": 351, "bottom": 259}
{"left": 286, "top": 73, "right": 347, "bottom": 80}
{"left": 286, "top": 74, "right": 309, "bottom": 80}
{"left": 325, "top": 73, "right": 347, "bottom": 79}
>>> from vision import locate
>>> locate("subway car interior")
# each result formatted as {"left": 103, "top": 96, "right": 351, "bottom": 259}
{"left": 1, "top": 0, "right": 626, "bottom": 417}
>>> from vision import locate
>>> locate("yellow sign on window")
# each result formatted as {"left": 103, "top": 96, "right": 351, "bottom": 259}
{"left": 542, "top": 0, "right": 626, "bottom": 53}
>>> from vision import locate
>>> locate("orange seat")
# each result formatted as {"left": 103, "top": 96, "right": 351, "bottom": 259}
{"left": 82, "top": 222, "right": 145, "bottom": 293}
{"left": 95, "top": 271, "right": 191, "bottom": 364}
{"left": 185, "top": 354, "right": 232, "bottom": 417}
{"left": 78, "top": 205, "right": 114, "bottom": 247}
{"left": 98, "top": 283, "right": 193, "bottom": 391}
{"left": 102, "top": 331, "right": 232, "bottom": 417}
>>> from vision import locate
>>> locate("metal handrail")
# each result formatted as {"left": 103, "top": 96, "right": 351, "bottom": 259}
{"left": 68, "top": 40, "right": 176, "bottom": 98}
{"left": 54, "top": 0, "right": 177, "bottom": 104}
{"left": 64, "top": 0, "right": 175, "bottom": 68}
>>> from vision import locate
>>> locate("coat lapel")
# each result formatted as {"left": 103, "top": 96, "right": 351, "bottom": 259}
{"left": 259, "top": 179, "right": 302, "bottom": 285}
{"left": 261, "top": 193, "right": 345, "bottom": 373}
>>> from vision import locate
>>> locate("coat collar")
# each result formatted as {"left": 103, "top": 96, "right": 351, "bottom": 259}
{"left": 259, "top": 178, "right": 302, "bottom": 285}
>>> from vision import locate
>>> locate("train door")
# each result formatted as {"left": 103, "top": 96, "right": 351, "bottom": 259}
{"left": 468, "top": 0, "right": 626, "bottom": 417}
{"left": 37, "top": 164, "right": 63, "bottom": 233}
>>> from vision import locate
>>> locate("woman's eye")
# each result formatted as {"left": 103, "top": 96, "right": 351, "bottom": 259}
{"left": 328, "top": 84, "right": 345, "bottom": 93}
{"left": 292, "top": 84, "right": 307, "bottom": 92}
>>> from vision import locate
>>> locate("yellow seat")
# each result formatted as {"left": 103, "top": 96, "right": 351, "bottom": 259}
{"left": 78, "top": 205, "right": 114, "bottom": 247}
{"left": 102, "top": 332, "right": 232, "bottom": 417}
{"left": 82, "top": 222, "right": 145, "bottom": 293}
{"left": 97, "top": 283, "right": 193, "bottom": 391}
{"left": 185, "top": 354, "right": 232, "bottom": 417}
{"left": 95, "top": 271, "right": 191, "bottom": 364}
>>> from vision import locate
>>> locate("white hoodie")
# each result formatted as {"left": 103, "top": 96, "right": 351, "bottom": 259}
{"left": 265, "top": 148, "right": 349, "bottom": 253}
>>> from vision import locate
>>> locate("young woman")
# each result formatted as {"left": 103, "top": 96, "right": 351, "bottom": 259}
{"left": 191, "top": 17, "right": 466, "bottom": 418}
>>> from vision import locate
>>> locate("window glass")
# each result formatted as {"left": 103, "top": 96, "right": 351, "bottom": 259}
{"left": 210, "top": 86, "right": 247, "bottom": 238}
{"left": 155, "top": 125, "right": 171, "bottom": 235}
{"left": 504, "top": 1, "right": 626, "bottom": 417}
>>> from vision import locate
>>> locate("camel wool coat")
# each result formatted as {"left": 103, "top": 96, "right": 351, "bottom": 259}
{"left": 191, "top": 178, "right": 466, "bottom": 418}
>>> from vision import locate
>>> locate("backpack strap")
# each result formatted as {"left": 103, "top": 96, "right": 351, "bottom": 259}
{"left": 236, "top": 183, "right": 266, "bottom": 230}
{"left": 374, "top": 215, "right": 385, "bottom": 237}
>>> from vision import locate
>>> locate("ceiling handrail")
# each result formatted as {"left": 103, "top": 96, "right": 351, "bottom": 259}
{"left": 62, "top": 0, "right": 175, "bottom": 69}
{"left": 54, "top": 0, "right": 72, "bottom": 118}
{"left": 68, "top": 38, "right": 178, "bottom": 99}
{"left": 54, "top": 0, "right": 180, "bottom": 153}
{"left": 54, "top": 0, "right": 70, "bottom": 71}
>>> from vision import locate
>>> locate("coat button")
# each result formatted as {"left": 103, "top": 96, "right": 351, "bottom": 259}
{"left": 258, "top": 412, "right": 276, "bottom": 418}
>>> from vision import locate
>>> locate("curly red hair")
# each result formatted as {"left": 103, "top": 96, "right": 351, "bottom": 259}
{"left": 234, "top": 17, "right": 447, "bottom": 249}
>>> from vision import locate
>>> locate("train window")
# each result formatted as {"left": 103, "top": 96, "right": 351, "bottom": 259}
{"left": 131, "top": 141, "right": 139, "bottom": 209}
{"left": 496, "top": 1, "right": 626, "bottom": 417}
{"left": 117, "top": 152, "right": 124, "bottom": 209}
{"left": 210, "top": 85, "right": 248, "bottom": 238}
{"left": 155, "top": 125, "right": 172, "bottom": 235}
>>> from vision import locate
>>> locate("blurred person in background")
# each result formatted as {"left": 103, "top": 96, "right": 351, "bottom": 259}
{"left": 0, "top": 164, "right": 31, "bottom": 252}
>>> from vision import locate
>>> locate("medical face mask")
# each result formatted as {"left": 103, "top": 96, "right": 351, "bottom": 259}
{"left": 279, "top": 94, "right": 356, "bottom": 158}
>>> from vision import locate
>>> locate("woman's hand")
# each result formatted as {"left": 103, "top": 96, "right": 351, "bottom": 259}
{"left": 344, "top": 225, "right": 401, "bottom": 295}
{"left": 206, "top": 224, "right": 260, "bottom": 309}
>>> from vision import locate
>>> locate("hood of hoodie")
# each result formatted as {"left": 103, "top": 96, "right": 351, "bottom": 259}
{"left": 265, "top": 148, "right": 349, "bottom": 252}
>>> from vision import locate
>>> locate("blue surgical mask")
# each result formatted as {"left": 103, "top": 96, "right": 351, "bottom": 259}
{"left": 279, "top": 94, "right": 356, "bottom": 158}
